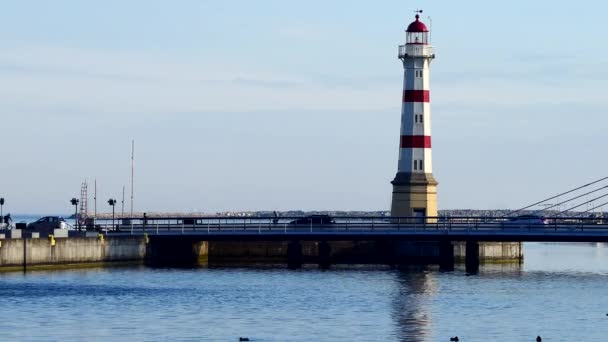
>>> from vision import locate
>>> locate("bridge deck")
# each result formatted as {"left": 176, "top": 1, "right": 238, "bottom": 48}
{"left": 101, "top": 220, "right": 608, "bottom": 242}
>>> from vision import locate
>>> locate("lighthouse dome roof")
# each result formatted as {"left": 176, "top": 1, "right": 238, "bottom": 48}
{"left": 406, "top": 15, "right": 428, "bottom": 32}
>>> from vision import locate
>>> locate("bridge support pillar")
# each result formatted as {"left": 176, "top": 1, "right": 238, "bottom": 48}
{"left": 146, "top": 237, "right": 208, "bottom": 266}
{"left": 287, "top": 241, "right": 302, "bottom": 270}
{"left": 465, "top": 241, "right": 479, "bottom": 274}
{"left": 318, "top": 241, "right": 331, "bottom": 269}
{"left": 439, "top": 240, "right": 454, "bottom": 271}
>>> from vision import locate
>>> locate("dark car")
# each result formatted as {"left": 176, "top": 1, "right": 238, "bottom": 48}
{"left": 290, "top": 215, "right": 336, "bottom": 225}
{"left": 27, "top": 216, "right": 68, "bottom": 232}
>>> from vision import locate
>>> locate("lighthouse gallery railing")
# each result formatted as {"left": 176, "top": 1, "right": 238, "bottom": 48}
{"left": 398, "top": 45, "right": 435, "bottom": 58}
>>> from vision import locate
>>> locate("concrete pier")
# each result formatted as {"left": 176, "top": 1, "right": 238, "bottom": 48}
{"left": 146, "top": 237, "right": 208, "bottom": 266}
{"left": 454, "top": 242, "right": 522, "bottom": 263}
{"left": 318, "top": 241, "right": 331, "bottom": 269}
{"left": 465, "top": 241, "right": 480, "bottom": 274}
{"left": 287, "top": 241, "right": 303, "bottom": 269}
{"left": 439, "top": 241, "right": 454, "bottom": 271}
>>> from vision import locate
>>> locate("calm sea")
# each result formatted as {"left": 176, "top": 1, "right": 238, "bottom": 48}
{"left": 0, "top": 243, "right": 607, "bottom": 341}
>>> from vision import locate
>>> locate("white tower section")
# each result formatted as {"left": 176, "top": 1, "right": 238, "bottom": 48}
{"left": 391, "top": 14, "right": 438, "bottom": 219}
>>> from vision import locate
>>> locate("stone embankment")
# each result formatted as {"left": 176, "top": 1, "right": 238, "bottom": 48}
{"left": 0, "top": 231, "right": 146, "bottom": 271}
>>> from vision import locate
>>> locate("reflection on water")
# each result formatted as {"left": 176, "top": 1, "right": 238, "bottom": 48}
{"left": 392, "top": 269, "right": 436, "bottom": 341}
{"left": 0, "top": 243, "right": 607, "bottom": 341}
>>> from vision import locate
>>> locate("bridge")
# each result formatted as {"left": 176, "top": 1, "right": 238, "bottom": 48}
{"left": 79, "top": 215, "right": 608, "bottom": 273}
{"left": 96, "top": 216, "right": 608, "bottom": 243}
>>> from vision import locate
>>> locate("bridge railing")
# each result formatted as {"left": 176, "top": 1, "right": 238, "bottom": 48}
{"left": 78, "top": 215, "right": 608, "bottom": 235}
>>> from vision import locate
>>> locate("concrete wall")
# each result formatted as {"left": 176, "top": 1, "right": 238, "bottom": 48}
{"left": 0, "top": 236, "right": 146, "bottom": 268}
{"left": 392, "top": 241, "right": 522, "bottom": 263}
{"left": 454, "top": 241, "right": 522, "bottom": 262}
{"left": 0, "top": 236, "right": 522, "bottom": 270}
{"left": 391, "top": 241, "right": 441, "bottom": 263}
{"left": 208, "top": 241, "right": 316, "bottom": 262}
{"left": 391, "top": 172, "right": 439, "bottom": 218}
{"left": 209, "top": 241, "right": 383, "bottom": 263}
{"left": 391, "top": 183, "right": 438, "bottom": 218}
{"left": 194, "top": 241, "right": 209, "bottom": 259}
{"left": 209, "top": 240, "right": 522, "bottom": 264}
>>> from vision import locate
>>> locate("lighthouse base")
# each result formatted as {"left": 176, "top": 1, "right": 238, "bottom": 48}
{"left": 391, "top": 172, "right": 438, "bottom": 218}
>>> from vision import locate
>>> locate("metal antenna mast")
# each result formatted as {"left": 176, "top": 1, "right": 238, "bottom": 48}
{"left": 130, "top": 140, "right": 134, "bottom": 218}
{"left": 94, "top": 179, "right": 97, "bottom": 219}
{"left": 121, "top": 185, "right": 125, "bottom": 218}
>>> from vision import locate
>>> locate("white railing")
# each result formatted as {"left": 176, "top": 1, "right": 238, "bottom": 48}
{"left": 398, "top": 45, "right": 435, "bottom": 58}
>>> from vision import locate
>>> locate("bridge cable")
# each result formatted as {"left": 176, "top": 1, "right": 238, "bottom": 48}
{"left": 501, "top": 176, "right": 608, "bottom": 217}
{"left": 554, "top": 192, "right": 608, "bottom": 217}
{"left": 576, "top": 200, "right": 608, "bottom": 216}
{"left": 528, "top": 185, "right": 608, "bottom": 215}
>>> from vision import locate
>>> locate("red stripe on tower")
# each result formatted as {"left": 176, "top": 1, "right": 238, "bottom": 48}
{"left": 400, "top": 135, "right": 432, "bottom": 148}
{"left": 402, "top": 90, "right": 430, "bottom": 103}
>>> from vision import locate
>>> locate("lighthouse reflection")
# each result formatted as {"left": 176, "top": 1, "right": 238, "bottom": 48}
{"left": 391, "top": 268, "right": 438, "bottom": 341}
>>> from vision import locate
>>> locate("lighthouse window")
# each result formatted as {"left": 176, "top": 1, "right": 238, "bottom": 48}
{"left": 413, "top": 160, "right": 418, "bottom": 170}
{"left": 420, "top": 160, "right": 424, "bottom": 170}
{"left": 419, "top": 114, "right": 423, "bottom": 123}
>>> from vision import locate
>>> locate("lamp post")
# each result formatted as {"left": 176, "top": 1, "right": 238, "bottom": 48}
{"left": 0, "top": 198, "right": 4, "bottom": 224}
{"left": 70, "top": 198, "right": 79, "bottom": 231}
{"left": 108, "top": 199, "right": 116, "bottom": 231}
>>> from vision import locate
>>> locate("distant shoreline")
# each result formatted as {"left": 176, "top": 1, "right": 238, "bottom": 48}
{"left": 63, "top": 209, "right": 605, "bottom": 220}
{"left": 10, "top": 208, "right": 604, "bottom": 221}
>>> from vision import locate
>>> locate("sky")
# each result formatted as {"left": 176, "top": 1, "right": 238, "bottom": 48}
{"left": 0, "top": 0, "right": 606, "bottom": 214}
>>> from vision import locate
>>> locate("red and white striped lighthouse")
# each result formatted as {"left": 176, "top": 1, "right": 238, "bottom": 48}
{"left": 391, "top": 14, "right": 438, "bottom": 219}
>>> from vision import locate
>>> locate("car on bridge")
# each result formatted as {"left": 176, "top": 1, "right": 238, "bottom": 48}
{"left": 26, "top": 216, "right": 68, "bottom": 233}
{"left": 290, "top": 215, "right": 336, "bottom": 226}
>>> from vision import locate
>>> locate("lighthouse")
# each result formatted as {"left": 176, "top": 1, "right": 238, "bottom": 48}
{"left": 391, "top": 14, "right": 438, "bottom": 219}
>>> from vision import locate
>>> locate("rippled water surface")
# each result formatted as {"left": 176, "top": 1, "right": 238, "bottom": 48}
{"left": 1, "top": 243, "right": 607, "bottom": 341}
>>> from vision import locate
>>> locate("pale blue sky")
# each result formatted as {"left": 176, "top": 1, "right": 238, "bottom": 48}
{"left": 0, "top": 0, "right": 606, "bottom": 214}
